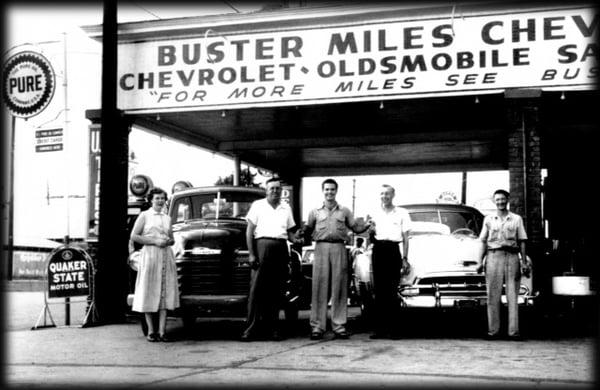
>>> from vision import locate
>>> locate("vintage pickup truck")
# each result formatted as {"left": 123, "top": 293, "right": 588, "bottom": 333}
{"left": 127, "top": 185, "right": 308, "bottom": 334}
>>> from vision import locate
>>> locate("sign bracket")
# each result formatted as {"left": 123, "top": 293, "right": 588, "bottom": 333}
{"left": 31, "top": 244, "right": 98, "bottom": 330}
{"left": 31, "top": 292, "right": 56, "bottom": 330}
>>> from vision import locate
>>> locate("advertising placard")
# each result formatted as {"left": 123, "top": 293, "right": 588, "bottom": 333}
{"left": 87, "top": 124, "right": 101, "bottom": 240}
{"left": 116, "top": 7, "right": 597, "bottom": 112}
{"left": 2, "top": 51, "right": 56, "bottom": 118}
{"left": 281, "top": 184, "right": 293, "bottom": 210}
{"left": 47, "top": 245, "right": 93, "bottom": 298}
{"left": 12, "top": 250, "right": 49, "bottom": 279}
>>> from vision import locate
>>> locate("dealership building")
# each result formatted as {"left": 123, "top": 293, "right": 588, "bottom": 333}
{"left": 3, "top": 1, "right": 597, "bottom": 322}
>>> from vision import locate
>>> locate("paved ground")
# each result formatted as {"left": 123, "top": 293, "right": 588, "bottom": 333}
{"left": 1, "top": 282, "right": 598, "bottom": 389}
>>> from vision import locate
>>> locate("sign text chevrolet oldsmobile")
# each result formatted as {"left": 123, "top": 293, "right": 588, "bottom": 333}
{"left": 117, "top": 7, "right": 597, "bottom": 112}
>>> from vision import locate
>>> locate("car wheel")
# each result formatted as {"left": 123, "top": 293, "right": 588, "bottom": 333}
{"left": 358, "top": 281, "right": 374, "bottom": 322}
{"left": 181, "top": 309, "right": 196, "bottom": 331}
{"left": 284, "top": 305, "right": 299, "bottom": 322}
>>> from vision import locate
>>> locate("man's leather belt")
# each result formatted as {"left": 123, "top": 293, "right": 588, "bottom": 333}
{"left": 488, "top": 246, "right": 519, "bottom": 254}
{"left": 316, "top": 240, "right": 345, "bottom": 244}
{"left": 257, "top": 237, "right": 286, "bottom": 242}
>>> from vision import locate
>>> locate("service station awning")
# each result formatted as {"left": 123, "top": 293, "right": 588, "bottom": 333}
{"left": 82, "top": 1, "right": 595, "bottom": 177}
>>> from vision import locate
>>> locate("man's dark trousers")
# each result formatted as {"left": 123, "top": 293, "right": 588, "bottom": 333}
{"left": 244, "top": 238, "right": 288, "bottom": 337}
{"left": 371, "top": 240, "right": 402, "bottom": 336}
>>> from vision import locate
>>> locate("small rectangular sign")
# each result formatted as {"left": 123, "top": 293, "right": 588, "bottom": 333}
{"left": 35, "top": 129, "right": 63, "bottom": 138}
{"left": 36, "top": 144, "right": 63, "bottom": 152}
{"left": 35, "top": 128, "right": 63, "bottom": 152}
{"left": 12, "top": 250, "right": 49, "bottom": 279}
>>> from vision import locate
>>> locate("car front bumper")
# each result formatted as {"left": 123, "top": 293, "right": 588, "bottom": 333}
{"left": 399, "top": 294, "right": 536, "bottom": 308}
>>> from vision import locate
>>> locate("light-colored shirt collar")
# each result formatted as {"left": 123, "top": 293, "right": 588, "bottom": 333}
{"left": 380, "top": 204, "right": 396, "bottom": 212}
{"left": 492, "top": 211, "right": 513, "bottom": 220}
{"left": 319, "top": 201, "right": 339, "bottom": 211}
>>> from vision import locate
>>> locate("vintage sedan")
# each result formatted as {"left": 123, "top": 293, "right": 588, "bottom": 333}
{"left": 353, "top": 203, "right": 536, "bottom": 313}
{"left": 127, "top": 185, "right": 308, "bottom": 334}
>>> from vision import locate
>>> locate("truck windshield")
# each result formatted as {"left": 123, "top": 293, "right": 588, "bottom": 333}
{"left": 171, "top": 191, "right": 264, "bottom": 223}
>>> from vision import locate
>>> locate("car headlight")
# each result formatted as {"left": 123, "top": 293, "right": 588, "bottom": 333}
{"left": 400, "top": 286, "right": 420, "bottom": 296}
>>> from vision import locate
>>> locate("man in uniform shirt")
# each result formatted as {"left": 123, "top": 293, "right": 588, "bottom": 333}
{"left": 304, "top": 178, "right": 371, "bottom": 340}
{"left": 368, "top": 184, "right": 411, "bottom": 339}
{"left": 241, "top": 177, "right": 302, "bottom": 341}
{"left": 477, "top": 189, "right": 531, "bottom": 340}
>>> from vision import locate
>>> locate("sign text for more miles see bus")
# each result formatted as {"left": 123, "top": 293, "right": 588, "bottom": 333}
{"left": 116, "top": 7, "right": 598, "bottom": 111}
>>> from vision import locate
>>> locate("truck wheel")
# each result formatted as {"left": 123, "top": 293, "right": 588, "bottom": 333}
{"left": 284, "top": 306, "right": 299, "bottom": 322}
{"left": 181, "top": 310, "right": 196, "bottom": 331}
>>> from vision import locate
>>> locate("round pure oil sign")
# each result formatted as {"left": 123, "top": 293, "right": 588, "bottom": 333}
{"left": 3, "top": 51, "right": 56, "bottom": 118}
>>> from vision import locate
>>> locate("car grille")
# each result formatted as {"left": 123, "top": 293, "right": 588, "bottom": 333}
{"left": 176, "top": 253, "right": 251, "bottom": 296}
{"left": 409, "top": 275, "right": 487, "bottom": 297}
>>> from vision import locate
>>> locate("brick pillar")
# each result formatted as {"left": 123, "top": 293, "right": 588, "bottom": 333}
{"left": 506, "top": 98, "right": 544, "bottom": 291}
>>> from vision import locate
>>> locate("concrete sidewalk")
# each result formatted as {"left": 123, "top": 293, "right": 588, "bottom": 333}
{"left": 2, "top": 287, "right": 598, "bottom": 388}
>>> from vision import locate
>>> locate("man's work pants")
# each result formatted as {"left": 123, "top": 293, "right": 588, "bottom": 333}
{"left": 310, "top": 242, "right": 348, "bottom": 334}
{"left": 485, "top": 250, "right": 521, "bottom": 336}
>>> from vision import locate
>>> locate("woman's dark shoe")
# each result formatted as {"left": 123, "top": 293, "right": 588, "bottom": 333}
{"left": 158, "top": 333, "right": 173, "bottom": 342}
{"left": 146, "top": 333, "right": 159, "bottom": 342}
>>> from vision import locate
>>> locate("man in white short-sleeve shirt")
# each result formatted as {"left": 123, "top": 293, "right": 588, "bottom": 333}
{"left": 241, "top": 177, "right": 302, "bottom": 341}
{"left": 368, "top": 184, "right": 411, "bottom": 339}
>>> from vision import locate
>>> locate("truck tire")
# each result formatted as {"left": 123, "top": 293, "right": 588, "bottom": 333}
{"left": 181, "top": 309, "right": 196, "bottom": 331}
{"left": 284, "top": 305, "right": 299, "bottom": 322}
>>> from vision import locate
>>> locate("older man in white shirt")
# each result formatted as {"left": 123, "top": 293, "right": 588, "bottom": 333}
{"left": 368, "top": 184, "right": 411, "bottom": 339}
{"left": 241, "top": 177, "right": 302, "bottom": 341}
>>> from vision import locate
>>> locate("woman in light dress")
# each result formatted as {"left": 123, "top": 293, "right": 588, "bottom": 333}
{"left": 130, "top": 187, "right": 180, "bottom": 342}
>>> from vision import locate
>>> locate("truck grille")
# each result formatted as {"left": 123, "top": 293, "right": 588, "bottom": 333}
{"left": 176, "top": 253, "right": 251, "bottom": 296}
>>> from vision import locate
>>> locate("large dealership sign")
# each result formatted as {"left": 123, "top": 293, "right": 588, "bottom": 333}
{"left": 117, "top": 7, "right": 597, "bottom": 112}
{"left": 2, "top": 51, "right": 56, "bottom": 118}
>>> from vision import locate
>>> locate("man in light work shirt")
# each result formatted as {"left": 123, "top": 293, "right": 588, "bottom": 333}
{"left": 304, "top": 178, "right": 370, "bottom": 340}
{"left": 368, "top": 184, "right": 411, "bottom": 339}
{"left": 477, "top": 189, "right": 531, "bottom": 340}
{"left": 241, "top": 177, "right": 302, "bottom": 341}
